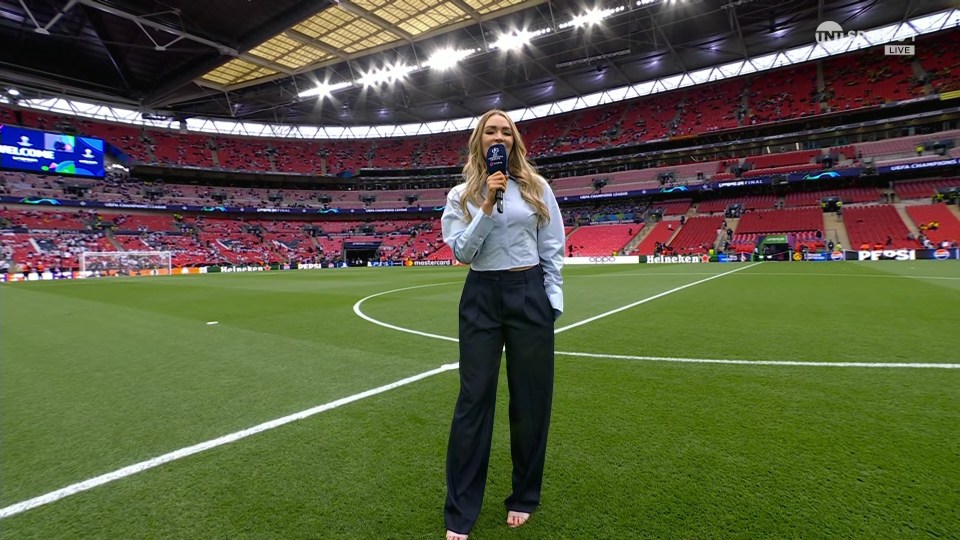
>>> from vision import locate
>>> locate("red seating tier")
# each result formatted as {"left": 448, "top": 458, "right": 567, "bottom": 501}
{"left": 905, "top": 204, "right": 960, "bottom": 246}
{"left": 565, "top": 223, "right": 637, "bottom": 256}
{"left": 634, "top": 221, "right": 675, "bottom": 255}
{"left": 843, "top": 204, "right": 921, "bottom": 249}
{"left": 669, "top": 215, "right": 724, "bottom": 254}
{"left": 736, "top": 208, "right": 823, "bottom": 234}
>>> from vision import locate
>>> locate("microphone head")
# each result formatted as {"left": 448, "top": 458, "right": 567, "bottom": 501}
{"left": 485, "top": 143, "right": 508, "bottom": 175}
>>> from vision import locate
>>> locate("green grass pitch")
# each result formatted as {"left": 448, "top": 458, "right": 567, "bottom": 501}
{"left": 2, "top": 261, "right": 958, "bottom": 538}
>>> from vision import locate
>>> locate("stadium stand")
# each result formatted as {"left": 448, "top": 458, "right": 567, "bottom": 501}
{"left": 565, "top": 224, "right": 637, "bottom": 256}
{"left": 843, "top": 204, "right": 921, "bottom": 249}
{"left": 894, "top": 178, "right": 959, "bottom": 201}
{"left": 735, "top": 208, "right": 824, "bottom": 234}
{"left": 822, "top": 50, "right": 922, "bottom": 112}
{"left": 784, "top": 187, "right": 882, "bottom": 207}
{"left": 904, "top": 204, "right": 960, "bottom": 247}
{"left": 746, "top": 64, "right": 818, "bottom": 124}
{"left": 634, "top": 221, "right": 676, "bottom": 255}
{"left": 668, "top": 215, "right": 724, "bottom": 254}
{"left": 916, "top": 30, "right": 960, "bottom": 93}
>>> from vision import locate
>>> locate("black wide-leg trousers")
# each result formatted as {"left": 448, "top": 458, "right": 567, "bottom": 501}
{"left": 444, "top": 266, "right": 555, "bottom": 535}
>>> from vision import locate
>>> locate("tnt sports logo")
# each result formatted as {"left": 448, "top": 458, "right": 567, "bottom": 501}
{"left": 815, "top": 21, "right": 915, "bottom": 56}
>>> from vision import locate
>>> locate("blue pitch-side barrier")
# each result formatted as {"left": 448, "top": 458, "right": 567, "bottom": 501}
{"left": 645, "top": 248, "right": 960, "bottom": 264}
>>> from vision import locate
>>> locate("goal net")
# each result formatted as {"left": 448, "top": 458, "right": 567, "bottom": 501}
{"left": 80, "top": 251, "right": 172, "bottom": 276}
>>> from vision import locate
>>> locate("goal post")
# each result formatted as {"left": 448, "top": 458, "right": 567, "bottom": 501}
{"left": 80, "top": 251, "right": 173, "bottom": 276}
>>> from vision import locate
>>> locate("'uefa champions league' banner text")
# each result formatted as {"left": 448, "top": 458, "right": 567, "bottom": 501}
{"left": 878, "top": 158, "right": 960, "bottom": 174}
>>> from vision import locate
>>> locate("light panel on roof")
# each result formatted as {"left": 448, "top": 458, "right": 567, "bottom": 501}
{"left": 197, "top": 0, "right": 544, "bottom": 89}
{"left": 295, "top": 7, "right": 400, "bottom": 53}
{"left": 202, "top": 58, "right": 278, "bottom": 86}
{"left": 247, "top": 34, "right": 336, "bottom": 70}
{"left": 467, "top": 0, "right": 531, "bottom": 15}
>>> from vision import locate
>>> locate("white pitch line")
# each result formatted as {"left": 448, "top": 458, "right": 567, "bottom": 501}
{"left": 352, "top": 264, "right": 761, "bottom": 342}
{"left": 14, "top": 261, "right": 945, "bottom": 519}
{"left": 557, "top": 351, "right": 960, "bottom": 369}
{"left": 577, "top": 272, "right": 960, "bottom": 281}
{"left": 554, "top": 263, "right": 760, "bottom": 334}
{"left": 727, "top": 272, "right": 960, "bottom": 281}
{"left": 0, "top": 363, "right": 459, "bottom": 520}
{"left": 352, "top": 281, "right": 461, "bottom": 343}
{"left": 2, "top": 265, "right": 753, "bottom": 519}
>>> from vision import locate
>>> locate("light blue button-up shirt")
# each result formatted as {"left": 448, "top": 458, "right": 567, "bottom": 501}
{"left": 441, "top": 176, "right": 565, "bottom": 315}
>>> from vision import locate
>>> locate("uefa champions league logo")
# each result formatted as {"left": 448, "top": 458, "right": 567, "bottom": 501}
{"left": 491, "top": 146, "right": 501, "bottom": 158}
{"left": 18, "top": 135, "right": 31, "bottom": 147}
{"left": 83, "top": 149, "right": 94, "bottom": 158}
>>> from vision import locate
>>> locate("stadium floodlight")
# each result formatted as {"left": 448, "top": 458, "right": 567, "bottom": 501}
{"left": 7, "top": 88, "right": 19, "bottom": 96}
{"left": 492, "top": 29, "right": 536, "bottom": 51}
{"left": 298, "top": 81, "right": 352, "bottom": 99}
{"left": 358, "top": 63, "right": 417, "bottom": 86}
{"left": 559, "top": 6, "right": 626, "bottom": 30}
{"left": 425, "top": 48, "right": 477, "bottom": 71}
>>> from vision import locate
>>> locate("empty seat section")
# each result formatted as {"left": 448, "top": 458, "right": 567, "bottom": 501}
{"left": 669, "top": 216, "right": 724, "bottom": 254}
{"left": 635, "top": 221, "right": 675, "bottom": 255}
{"left": 736, "top": 208, "right": 823, "bottom": 234}
{"left": 843, "top": 205, "right": 920, "bottom": 249}
{"left": 565, "top": 224, "right": 636, "bottom": 256}
{"left": 905, "top": 204, "right": 960, "bottom": 245}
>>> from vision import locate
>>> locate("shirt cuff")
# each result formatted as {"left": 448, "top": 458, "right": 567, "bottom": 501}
{"left": 546, "top": 283, "right": 563, "bottom": 314}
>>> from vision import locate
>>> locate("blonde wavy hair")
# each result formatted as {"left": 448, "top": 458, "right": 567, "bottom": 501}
{"left": 458, "top": 109, "right": 550, "bottom": 225}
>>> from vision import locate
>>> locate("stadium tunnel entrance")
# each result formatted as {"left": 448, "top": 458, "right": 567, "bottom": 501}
{"left": 344, "top": 241, "right": 381, "bottom": 267}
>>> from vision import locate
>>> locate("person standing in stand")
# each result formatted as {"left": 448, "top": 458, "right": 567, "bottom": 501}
{"left": 441, "top": 109, "right": 565, "bottom": 539}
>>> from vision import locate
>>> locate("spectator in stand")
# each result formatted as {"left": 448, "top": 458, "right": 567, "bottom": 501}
{"left": 440, "top": 109, "right": 565, "bottom": 540}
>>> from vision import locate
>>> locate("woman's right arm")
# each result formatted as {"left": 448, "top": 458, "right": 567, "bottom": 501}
{"left": 441, "top": 186, "right": 495, "bottom": 264}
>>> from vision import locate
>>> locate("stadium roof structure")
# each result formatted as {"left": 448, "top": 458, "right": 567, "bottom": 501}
{"left": 0, "top": 0, "right": 956, "bottom": 132}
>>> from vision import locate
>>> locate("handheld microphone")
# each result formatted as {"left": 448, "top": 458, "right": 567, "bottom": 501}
{"left": 485, "top": 143, "right": 507, "bottom": 214}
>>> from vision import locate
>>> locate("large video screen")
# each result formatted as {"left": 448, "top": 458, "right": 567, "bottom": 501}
{"left": 0, "top": 124, "right": 104, "bottom": 178}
